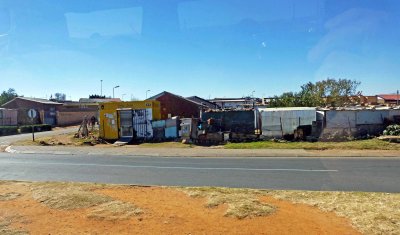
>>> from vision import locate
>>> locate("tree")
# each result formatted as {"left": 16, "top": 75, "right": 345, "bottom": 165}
{"left": 269, "top": 92, "right": 299, "bottom": 107}
{"left": 269, "top": 78, "right": 361, "bottom": 107}
{"left": 0, "top": 88, "right": 18, "bottom": 106}
{"left": 54, "top": 93, "right": 66, "bottom": 101}
{"left": 89, "top": 94, "right": 106, "bottom": 99}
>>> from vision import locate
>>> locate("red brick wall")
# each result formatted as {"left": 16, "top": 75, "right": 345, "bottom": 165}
{"left": 57, "top": 111, "right": 98, "bottom": 126}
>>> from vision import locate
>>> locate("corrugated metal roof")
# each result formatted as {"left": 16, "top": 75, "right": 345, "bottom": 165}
{"left": 79, "top": 98, "right": 121, "bottom": 103}
{"left": 147, "top": 91, "right": 205, "bottom": 107}
{"left": 378, "top": 94, "right": 400, "bottom": 101}
{"left": 5, "top": 97, "right": 62, "bottom": 105}
{"left": 210, "top": 98, "right": 249, "bottom": 102}
{"left": 187, "top": 96, "right": 218, "bottom": 109}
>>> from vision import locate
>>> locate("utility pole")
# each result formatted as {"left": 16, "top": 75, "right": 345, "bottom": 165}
{"left": 397, "top": 90, "right": 399, "bottom": 106}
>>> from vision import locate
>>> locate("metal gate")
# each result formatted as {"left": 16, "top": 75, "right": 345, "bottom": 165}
{"left": 133, "top": 109, "right": 153, "bottom": 139}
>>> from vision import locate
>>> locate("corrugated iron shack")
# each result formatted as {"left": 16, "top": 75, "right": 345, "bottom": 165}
{"left": 200, "top": 109, "right": 261, "bottom": 141}
{"left": 99, "top": 101, "right": 161, "bottom": 141}
{"left": 258, "top": 107, "right": 317, "bottom": 139}
{"left": 317, "top": 108, "right": 400, "bottom": 140}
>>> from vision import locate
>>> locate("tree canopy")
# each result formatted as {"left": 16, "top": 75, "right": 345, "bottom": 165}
{"left": 0, "top": 88, "right": 18, "bottom": 106}
{"left": 269, "top": 78, "right": 361, "bottom": 108}
{"left": 54, "top": 93, "right": 66, "bottom": 101}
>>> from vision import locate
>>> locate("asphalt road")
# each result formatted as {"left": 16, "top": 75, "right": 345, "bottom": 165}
{"left": 0, "top": 153, "right": 399, "bottom": 192}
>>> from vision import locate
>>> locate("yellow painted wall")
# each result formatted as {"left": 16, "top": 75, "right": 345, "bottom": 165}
{"left": 99, "top": 101, "right": 161, "bottom": 140}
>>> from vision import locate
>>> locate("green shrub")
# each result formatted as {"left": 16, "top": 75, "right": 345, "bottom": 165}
{"left": 383, "top": 125, "right": 400, "bottom": 136}
{"left": 0, "top": 126, "right": 19, "bottom": 136}
{"left": 19, "top": 124, "right": 52, "bottom": 133}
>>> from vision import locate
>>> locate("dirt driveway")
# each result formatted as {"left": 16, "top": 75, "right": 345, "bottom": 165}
{"left": 0, "top": 181, "right": 360, "bottom": 235}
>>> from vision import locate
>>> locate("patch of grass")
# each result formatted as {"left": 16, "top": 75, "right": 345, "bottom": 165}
{"left": 138, "top": 142, "right": 193, "bottom": 148}
{"left": 225, "top": 138, "right": 400, "bottom": 150}
{"left": 87, "top": 201, "right": 143, "bottom": 221}
{"left": 0, "top": 217, "right": 28, "bottom": 235}
{"left": 0, "top": 192, "right": 22, "bottom": 201}
{"left": 30, "top": 182, "right": 113, "bottom": 210}
{"left": 30, "top": 182, "right": 144, "bottom": 221}
{"left": 268, "top": 190, "right": 400, "bottom": 235}
{"left": 181, "top": 187, "right": 275, "bottom": 219}
{"left": 12, "top": 135, "right": 72, "bottom": 146}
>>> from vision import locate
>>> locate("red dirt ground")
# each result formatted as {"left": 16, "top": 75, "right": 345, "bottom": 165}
{"left": 0, "top": 183, "right": 360, "bottom": 235}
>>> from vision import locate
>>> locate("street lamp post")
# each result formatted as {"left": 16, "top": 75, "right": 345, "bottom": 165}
{"left": 122, "top": 94, "right": 126, "bottom": 101}
{"left": 146, "top": 90, "right": 151, "bottom": 99}
{"left": 100, "top": 80, "right": 103, "bottom": 96}
{"left": 251, "top": 90, "right": 255, "bottom": 108}
{"left": 113, "top": 85, "right": 120, "bottom": 98}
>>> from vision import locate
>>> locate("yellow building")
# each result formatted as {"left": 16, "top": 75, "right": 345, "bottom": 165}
{"left": 99, "top": 101, "right": 161, "bottom": 140}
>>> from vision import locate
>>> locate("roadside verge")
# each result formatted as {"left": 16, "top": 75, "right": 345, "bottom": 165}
{"left": 4, "top": 145, "right": 400, "bottom": 158}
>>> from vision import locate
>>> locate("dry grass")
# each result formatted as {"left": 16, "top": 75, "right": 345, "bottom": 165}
{"left": 0, "top": 192, "right": 22, "bottom": 201}
{"left": 30, "top": 182, "right": 143, "bottom": 221}
{"left": 30, "top": 182, "right": 113, "bottom": 210}
{"left": 0, "top": 217, "right": 28, "bottom": 235}
{"left": 87, "top": 201, "right": 143, "bottom": 221}
{"left": 268, "top": 190, "right": 400, "bottom": 235}
{"left": 181, "top": 187, "right": 275, "bottom": 219}
{"left": 137, "top": 142, "right": 194, "bottom": 148}
{"left": 12, "top": 132, "right": 98, "bottom": 147}
{"left": 0, "top": 145, "right": 7, "bottom": 152}
{"left": 12, "top": 134, "right": 74, "bottom": 146}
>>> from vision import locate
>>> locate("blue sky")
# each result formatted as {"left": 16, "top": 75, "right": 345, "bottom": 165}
{"left": 0, "top": 0, "right": 399, "bottom": 100}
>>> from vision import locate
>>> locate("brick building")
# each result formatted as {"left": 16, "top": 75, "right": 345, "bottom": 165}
{"left": 2, "top": 97, "right": 62, "bottom": 125}
{"left": 147, "top": 91, "right": 204, "bottom": 119}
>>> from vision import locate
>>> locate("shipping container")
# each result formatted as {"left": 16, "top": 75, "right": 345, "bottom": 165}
{"left": 116, "top": 108, "right": 153, "bottom": 141}
{"left": 99, "top": 101, "right": 161, "bottom": 140}
{"left": 258, "top": 107, "right": 316, "bottom": 138}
